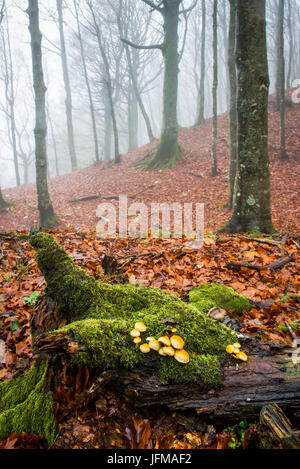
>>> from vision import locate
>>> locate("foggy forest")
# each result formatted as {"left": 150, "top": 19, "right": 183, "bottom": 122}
{"left": 0, "top": 0, "right": 299, "bottom": 452}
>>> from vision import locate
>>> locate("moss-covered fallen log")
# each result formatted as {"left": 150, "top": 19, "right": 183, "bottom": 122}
{"left": 0, "top": 232, "right": 299, "bottom": 445}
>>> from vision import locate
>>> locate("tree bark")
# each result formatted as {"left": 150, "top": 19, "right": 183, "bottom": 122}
{"left": 195, "top": 0, "right": 206, "bottom": 126}
{"left": 227, "top": 0, "right": 237, "bottom": 208}
{"left": 211, "top": 0, "right": 218, "bottom": 177}
{"left": 144, "top": 0, "right": 182, "bottom": 169}
{"left": 0, "top": 185, "right": 10, "bottom": 210}
{"left": 276, "top": 0, "right": 287, "bottom": 160}
{"left": 27, "top": 0, "right": 56, "bottom": 229}
{"left": 73, "top": 0, "right": 99, "bottom": 164}
{"left": 56, "top": 0, "right": 78, "bottom": 172}
{"left": 221, "top": 0, "right": 274, "bottom": 234}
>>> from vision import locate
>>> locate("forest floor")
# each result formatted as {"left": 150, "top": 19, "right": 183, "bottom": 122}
{"left": 0, "top": 95, "right": 299, "bottom": 449}
{"left": 0, "top": 95, "right": 300, "bottom": 234}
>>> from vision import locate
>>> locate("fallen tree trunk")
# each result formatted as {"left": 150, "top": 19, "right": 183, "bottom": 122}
{"left": 1, "top": 232, "right": 299, "bottom": 445}
{"left": 34, "top": 326, "right": 300, "bottom": 420}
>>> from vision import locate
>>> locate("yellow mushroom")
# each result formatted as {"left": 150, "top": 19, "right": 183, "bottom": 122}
{"left": 140, "top": 343, "right": 151, "bottom": 353}
{"left": 171, "top": 328, "right": 177, "bottom": 333}
{"left": 170, "top": 335, "right": 184, "bottom": 350}
{"left": 158, "top": 336, "right": 171, "bottom": 347}
{"left": 174, "top": 349, "right": 190, "bottom": 364}
{"left": 226, "top": 344, "right": 235, "bottom": 354}
{"left": 146, "top": 337, "right": 156, "bottom": 342}
{"left": 135, "top": 322, "right": 147, "bottom": 332}
{"left": 130, "top": 329, "right": 141, "bottom": 338}
{"left": 233, "top": 343, "right": 241, "bottom": 349}
{"left": 158, "top": 347, "right": 167, "bottom": 356}
{"left": 133, "top": 337, "right": 141, "bottom": 345}
{"left": 236, "top": 351, "right": 248, "bottom": 362}
{"left": 162, "top": 346, "right": 175, "bottom": 357}
{"left": 148, "top": 339, "right": 161, "bottom": 351}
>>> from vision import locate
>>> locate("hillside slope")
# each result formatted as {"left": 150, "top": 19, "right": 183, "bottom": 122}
{"left": 1, "top": 95, "right": 299, "bottom": 234}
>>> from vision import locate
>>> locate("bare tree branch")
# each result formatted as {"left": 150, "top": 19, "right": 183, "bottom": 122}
{"left": 179, "top": 0, "right": 198, "bottom": 15}
{"left": 121, "top": 37, "right": 162, "bottom": 50}
{"left": 141, "top": 0, "right": 164, "bottom": 14}
{"left": 0, "top": 0, "right": 5, "bottom": 24}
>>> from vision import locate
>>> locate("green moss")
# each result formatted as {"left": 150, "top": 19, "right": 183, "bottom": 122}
{"left": 158, "top": 354, "right": 221, "bottom": 385}
{"left": 28, "top": 233, "right": 238, "bottom": 387}
{"left": 189, "top": 283, "right": 251, "bottom": 315}
{"left": 0, "top": 360, "right": 57, "bottom": 444}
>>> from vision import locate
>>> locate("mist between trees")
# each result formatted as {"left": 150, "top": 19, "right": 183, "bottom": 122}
{"left": 0, "top": 0, "right": 299, "bottom": 188}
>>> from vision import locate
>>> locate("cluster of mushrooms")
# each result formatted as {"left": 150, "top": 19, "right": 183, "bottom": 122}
{"left": 130, "top": 322, "right": 190, "bottom": 364}
{"left": 226, "top": 343, "right": 247, "bottom": 361}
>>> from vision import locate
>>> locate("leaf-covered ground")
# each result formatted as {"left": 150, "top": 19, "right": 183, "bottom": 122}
{"left": 0, "top": 94, "right": 299, "bottom": 234}
{"left": 0, "top": 230, "right": 299, "bottom": 449}
{"left": 0, "top": 94, "right": 299, "bottom": 449}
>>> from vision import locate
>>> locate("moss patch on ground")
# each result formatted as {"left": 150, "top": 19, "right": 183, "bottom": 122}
{"left": 0, "top": 360, "right": 57, "bottom": 444}
{"left": 189, "top": 283, "right": 251, "bottom": 315}
{"left": 0, "top": 233, "right": 243, "bottom": 445}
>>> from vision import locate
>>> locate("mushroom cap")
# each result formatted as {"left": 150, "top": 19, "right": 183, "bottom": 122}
{"left": 170, "top": 335, "right": 184, "bottom": 350}
{"left": 174, "top": 349, "right": 190, "bottom": 364}
{"left": 236, "top": 351, "right": 247, "bottom": 362}
{"left": 148, "top": 339, "right": 161, "bottom": 351}
{"left": 171, "top": 328, "right": 177, "bottom": 333}
{"left": 133, "top": 337, "right": 141, "bottom": 344}
{"left": 233, "top": 343, "right": 241, "bottom": 349}
{"left": 158, "top": 347, "right": 167, "bottom": 356}
{"left": 140, "top": 343, "right": 151, "bottom": 353}
{"left": 135, "top": 322, "right": 147, "bottom": 332}
{"left": 226, "top": 344, "right": 235, "bottom": 354}
{"left": 130, "top": 329, "right": 141, "bottom": 338}
{"left": 158, "top": 336, "right": 171, "bottom": 346}
{"left": 162, "top": 346, "right": 175, "bottom": 356}
{"left": 146, "top": 337, "right": 156, "bottom": 342}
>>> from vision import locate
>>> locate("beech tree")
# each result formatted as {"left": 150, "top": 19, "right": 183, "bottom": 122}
{"left": 211, "top": 0, "right": 218, "bottom": 177}
{"left": 56, "top": 0, "right": 78, "bottom": 171}
{"left": 227, "top": 0, "right": 237, "bottom": 208}
{"left": 195, "top": 0, "right": 206, "bottom": 126}
{"left": 123, "top": 0, "right": 197, "bottom": 170}
{"left": 27, "top": 0, "right": 56, "bottom": 228}
{"left": 275, "top": 0, "right": 287, "bottom": 160}
{"left": 222, "top": 0, "right": 274, "bottom": 233}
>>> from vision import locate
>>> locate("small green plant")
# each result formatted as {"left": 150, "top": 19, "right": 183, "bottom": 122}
{"left": 278, "top": 321, "right": 300, "bottom": 333}
{"left": 22, "top": 291, "right": 39, "bottom": 307}
{"left": 10, "top": 317, "right": 20, "bottom": 331}
{"left": 226, "top": 420, "right": 251, "bottom": 449}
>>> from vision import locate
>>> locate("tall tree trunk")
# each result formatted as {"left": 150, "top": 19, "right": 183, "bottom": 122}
{"left": 211, "top": 0, "right": 218, "bottom": 177}
{"left": 145, "top": 0, "right": 181, "bottom": 170}
{"left": 27, "top": 0, "right": 56, "bottom": 229}
{"left": 221, "top": 0, "right": 274, "bottom": 234}
{"left": 88, "top": 3, "right": 120, "bottom": 164}
{"left": 286, "top": 0, "right": 293, "bottom": 89}
{"left": 56, "top": 0, "right": 78, "bottom": 172}
{"left": 73, "top": 0, "right": 99, "bottom": 163}
{"left": 0, "top": 185, "right": 10, "bottom": 210}
{"left": 128, "top": 76, "right": 138, "bottom": 151}
{"left": 227, "top": 0, "right": 237, "bottom": 208}
{"left": 276, "top": 0, "right": 287, "bottom": 160}
{"left": 124, "top": 43, "right": 155, "bottom": 143}
{"left": 2, "top": 17, "right": 20, "bottom": 186}
{"left": 195, "top": 0, "right": 206, "bottom": 126}
{"left": 104, "top": 87, "right": 112, "bottom": 161}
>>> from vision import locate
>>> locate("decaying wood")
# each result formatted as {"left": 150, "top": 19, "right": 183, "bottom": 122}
{"left": 226, "top": 255, "right": 294, "bottom": 272}
{"left": 260, "top": 403, "right": 300, "bottom": 449}
{"left": 69, "top": 195, "right": 100, "bottom": 203}
{"left": 34, "top": 324, "right": 300, "bottom": 420}
{"left": 129, "top": 184, "right": 155, "bottom": 199}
